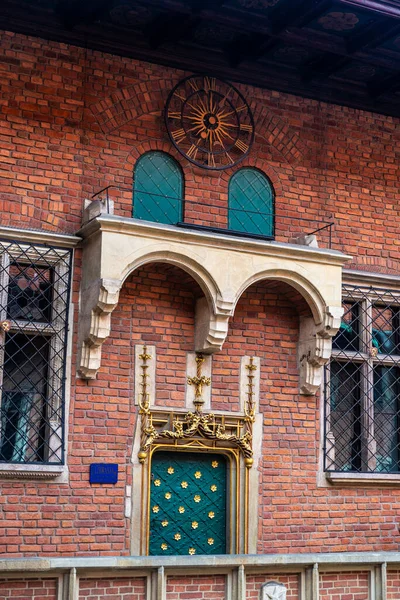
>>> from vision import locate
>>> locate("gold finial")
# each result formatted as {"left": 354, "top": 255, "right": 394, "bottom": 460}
{"left": 187, "top": 353, "right": 211, "bottom": 412}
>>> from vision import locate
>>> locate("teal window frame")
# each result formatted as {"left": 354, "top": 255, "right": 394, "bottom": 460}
{"left": 228, "top": 168, "right": 274, "bottom": 238}
{"left": 133, "top": 151, "right": 183, "bottom": 225}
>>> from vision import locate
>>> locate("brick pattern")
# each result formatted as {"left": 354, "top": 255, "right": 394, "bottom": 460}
{"left": 319, "top": 572, "right": 369, "bottom": 600}
{"left": 387, "top": 570, "right": 400, "bottom": 600}
{"left": 1, "top": 29, "right": 400, "bottom": 561}
{"left": 166, "top": 576, "right": 225, "bottom": 599}
{"left": 1, "top": 31, "right": 399, "bottom": 264}
{"left": 246, "top": 574, "right": 299, "bottom": 599}
{"left": 0, "top": 578, "right": 57, "bottom": 600}
{"left": 79, "top": 577, "right": 146, "bottom": 600}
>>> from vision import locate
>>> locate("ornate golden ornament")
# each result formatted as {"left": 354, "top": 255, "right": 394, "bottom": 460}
{"left": 161, "top": 543, "right": 168, "bottom": 550}
{"left": 0, "top": 320, "right": 10, "bottom": 332}
{"left": 210, "top": 484, "right": 217, "bottom": 492}
{"left": 194, "top": 471, "right": 202, "bottom": 479}
{"left": 181, "top": 481, "right": 188, "bottom": 488}
{"left": 370, "top": 346, "right": 379, "bottom": 358}
{"left": 187, "top": 354, "right": 211, "bottom": 410}
{"left": 208, "top": 538, "right": 214, "bottom": 545}
{"left": 178, "top": 506, "right": 185, "bottom": 513}
{"left": 167, "top": 466, "right": 174, "bottom": 474}
{"left": 162, "top": 520, "right": 169, "bottom": 527}
{"left": 165, "top": 492, "right": 172, "bottom": 500}
{"left": 211, "top": 460, "right": 218, "bottom": 468}
{"left": 174, "top": 533, "right": 182, "bottom": 541}
{"left": 188, "top": 547, "right": 196, "bottom": 555}
{"left": 208, "top": 511, "right": 215, "bottom": 519}
{"left": 138, "top": 350, "right": 254, "bottom": 468}
{"left": 154, "top": 479, "right": 161, "bottom": 486}
{"left": 152, "top": 505, "right": 160, "bottom": 513}
{"left": 194, "top": 495, "right": 201, "bottom": 503}
{"left": 192, "top": 521, "right": 199, "bottom": 529}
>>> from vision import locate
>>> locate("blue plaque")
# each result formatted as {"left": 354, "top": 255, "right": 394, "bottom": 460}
{"left": 90, "top": 463, "right": 118, "bottom": 484}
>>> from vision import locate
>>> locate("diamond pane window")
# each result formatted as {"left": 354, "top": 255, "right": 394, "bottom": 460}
{"left": 0, "top": 240, "right": 72, "bottom": 465}
{"left": 228, "top": 168, "right": 274, "bottom": 237}
{"left": 133, "top": 151, "right": 183, "bottom": 225}
{"left": 149, "top": 452, "right": 227, "bottom": 555}
{"left": 325, "top": 284, "right": 400, "bottom": 473}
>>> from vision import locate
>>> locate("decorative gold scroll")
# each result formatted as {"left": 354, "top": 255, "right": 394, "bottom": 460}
{"left": 138, "top": 350, "right": 255, "bottom": 468}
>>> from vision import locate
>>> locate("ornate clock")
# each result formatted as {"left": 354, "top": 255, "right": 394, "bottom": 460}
{"left": 165, "top": 75, "right": 254, "bottom": 170}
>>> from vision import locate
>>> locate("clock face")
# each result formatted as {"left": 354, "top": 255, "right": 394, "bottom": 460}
{"left": 165, "top": 75, "right": 255, "bottom": 170}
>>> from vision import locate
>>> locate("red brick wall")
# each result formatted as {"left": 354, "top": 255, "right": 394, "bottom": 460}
{"left": 1, "top": 29, "right": 400, "bottom": 560}
{"left": 79, "top": 577, "right": 146, "bottom": 600}
{"left": 387, "top": 570, "right": 400, "bottom": 600}
{"left": 246, "top": 574, "right": 299, "bottom": 599}
{"left": 166, "top": 576, "right": 225, "bottom": 599}
{"left": 320, "top": 572, "right": 369, "bottom": 600}
{"left": 0, "top": 579, "right": 57, "bottom": 600}
{"left": 1, "top": 30, "right": 400, "bottom": 271}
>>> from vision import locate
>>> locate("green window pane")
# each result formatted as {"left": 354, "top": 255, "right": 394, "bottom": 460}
{"left": 149, "top": 452, "right": 227, "bottom": 556}
{"left": 133, "top": 152, "right": 183, "bottom": 225}
{"left": 228, "top": 168, "right": 274, "bottom": 237}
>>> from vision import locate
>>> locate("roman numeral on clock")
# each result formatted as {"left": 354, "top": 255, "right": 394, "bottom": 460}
{"left": 235, "top": 139, "right": 249, "bottom": 153}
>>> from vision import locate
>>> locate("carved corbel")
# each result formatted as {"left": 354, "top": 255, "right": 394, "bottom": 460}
{"left": 298, "top": 305, "right": 344, "bottom": 395}
{"left": 78, "top": 278, "right": 121, "bottom": 379}
{"left": 194, "top": 296, "right": 234, "bottom": 353}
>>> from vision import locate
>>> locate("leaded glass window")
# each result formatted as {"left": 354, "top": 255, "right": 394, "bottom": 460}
{"left": 149, "top": 452, "right": 227, "bottom": 555}
{"left": 228, "top": 168, "right": 274, "bottom": 237}
{"left": 133, "top": 152, "right": 183, "bottom": 225}
{"left": 0, "top": 240, "right": 72, "bottom": 465}
{"left": 324, "top": 284, "right": 400, "bottom": 473}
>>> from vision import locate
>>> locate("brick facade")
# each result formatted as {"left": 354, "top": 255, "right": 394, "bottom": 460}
{"left": 1, "top": 24, "right": 400, "bottom": 600}
{"left": 166, "top": 576, "right": 225, "bottom": 600}
{"left": 319, "top": 572, "right": 369, "bottom": 600}
{"left": 0, "top": 579, "right": 57, "bottom": 600}
{"left": 79, "top": 578, "right": 146, "bottom": 600}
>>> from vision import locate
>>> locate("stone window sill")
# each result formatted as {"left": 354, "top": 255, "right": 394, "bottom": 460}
{"left": 0, "top": 463, "right": 66, "bottom": 480}
{"left": 327, "top": 472, "right": 400, "bottom": 486}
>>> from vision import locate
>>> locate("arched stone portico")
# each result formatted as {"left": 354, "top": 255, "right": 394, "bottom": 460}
{"left": 77, "top": 213, "right": 350, "bottom": 394}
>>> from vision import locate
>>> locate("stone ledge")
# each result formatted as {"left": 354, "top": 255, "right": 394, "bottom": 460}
{"left": 0, "top": 225, "right": 81, "bottom": 248}
{"left": 0, "top": 463, "right": 65, "bottom": 480}
{"left": 1, "top": 552, "right": 400, "bottom": 573}
{"left": 327, "top": 472, "right": 400, "bottom": 486}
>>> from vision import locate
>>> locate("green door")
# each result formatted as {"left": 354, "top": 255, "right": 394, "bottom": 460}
{"left": 149, "top": 452, "right": 227, "bottom": 555}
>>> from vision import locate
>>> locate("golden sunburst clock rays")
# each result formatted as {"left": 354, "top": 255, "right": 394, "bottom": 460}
{"left": 165, "top": 75, "right": 254, "bottom": 170}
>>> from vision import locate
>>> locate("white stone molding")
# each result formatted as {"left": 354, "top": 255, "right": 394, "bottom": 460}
{"left": 261, "top": 582, "right": 287, "bottom": 600}
{"left": 77, "top": 216, "right": 350, "bottom": 391}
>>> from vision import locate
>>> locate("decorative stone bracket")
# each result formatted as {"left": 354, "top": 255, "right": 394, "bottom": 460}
{"left": 78, "top": 277, "right": 121, "bottom": 379}
{"left": 77, "top": 214, "right": 350, "bottom": 391}
{"left": 298, "top": 305, "right": 344, "bottom": 395}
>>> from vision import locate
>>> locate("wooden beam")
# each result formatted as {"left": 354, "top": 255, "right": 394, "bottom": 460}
{"left": 346, "top": 20, "right": 400, "bottom": 53}
{"left": 338, "top": 0, "right": 400, "bottom": 19}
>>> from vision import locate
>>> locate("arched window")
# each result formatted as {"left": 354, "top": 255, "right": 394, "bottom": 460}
{"left": 133, "top": 152, "right": 183, "bottom": 225}
{"left": 228, "top": 168, "right": 274, "bottom": 238}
